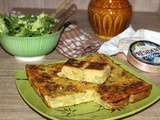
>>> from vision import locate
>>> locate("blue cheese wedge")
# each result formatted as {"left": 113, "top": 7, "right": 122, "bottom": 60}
{"left": 58, "top": 59, "right": 111, "bottom": 84}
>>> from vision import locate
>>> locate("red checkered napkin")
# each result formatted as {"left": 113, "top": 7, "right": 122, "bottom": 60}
{"left": 56, "top": 24, "right": 103, "bottom": 58}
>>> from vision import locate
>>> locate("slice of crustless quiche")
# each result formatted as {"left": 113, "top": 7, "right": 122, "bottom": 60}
{"left": 26, "top": 63, "right": 97, "bottom": 108}
{"left": 57, "top": 59, "right": 111, "bottom": 84}
{"left": 25, "top": 53, "right": 152, "bottom": 110}
{"left": 86, "top": 54, "right": 152, "bottom": 110}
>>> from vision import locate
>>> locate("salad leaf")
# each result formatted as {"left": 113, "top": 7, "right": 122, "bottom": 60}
{"left": 31, "top": 13, "right": 57, "bottom": 34}
{"left": 0, "top": 14, "right": 8, "bottom": 34}
{"left": 1, "top": 12, "right": 58, "bottom": 37}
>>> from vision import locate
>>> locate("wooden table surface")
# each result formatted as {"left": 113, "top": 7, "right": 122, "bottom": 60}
{"left": 0, "top": 10, "right": 160, "bottom": 120}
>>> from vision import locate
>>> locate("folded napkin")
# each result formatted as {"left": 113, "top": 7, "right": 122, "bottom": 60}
{"left": 56, "top": 24, "right": 102, "bottom": 58}
{"left": 98, "top": 25, "right": 160, "bottom": 56}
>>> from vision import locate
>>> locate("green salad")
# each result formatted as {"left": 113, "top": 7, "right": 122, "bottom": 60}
{"left": 0, "top": 12, "right": 58, "bottom": 37}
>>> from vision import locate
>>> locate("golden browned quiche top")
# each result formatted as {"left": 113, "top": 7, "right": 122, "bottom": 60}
{"left": 25, "top": 53, "right": 152, "bottom": 110}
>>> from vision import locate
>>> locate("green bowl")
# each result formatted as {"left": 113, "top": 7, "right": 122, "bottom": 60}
{"left": 0, "top": 29, "right": 63, "bottom": 57}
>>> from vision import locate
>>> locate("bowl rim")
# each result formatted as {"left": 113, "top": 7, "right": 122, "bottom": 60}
{"left": 0, "top": 27, "right": 64, "bottom": 38}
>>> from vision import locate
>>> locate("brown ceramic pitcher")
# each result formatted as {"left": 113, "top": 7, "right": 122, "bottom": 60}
{"left": 88, "top": 0, "right": 132, "bottom": 41}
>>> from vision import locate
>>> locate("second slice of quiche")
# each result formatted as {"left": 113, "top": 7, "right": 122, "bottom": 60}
{"left": 58, "top": 59, "right": 111, "bottom": 84}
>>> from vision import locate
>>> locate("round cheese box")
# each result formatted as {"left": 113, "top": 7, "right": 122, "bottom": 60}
{"left": 127, "top": 40, "right": 160, "bottom": 73}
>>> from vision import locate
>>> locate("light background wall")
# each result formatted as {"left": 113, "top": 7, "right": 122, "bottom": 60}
{"left": 0, "top": 0, "right": 159, "bottom": 13}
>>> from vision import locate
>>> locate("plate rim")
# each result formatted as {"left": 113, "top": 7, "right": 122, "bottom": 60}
{"left": 16, "top": 80, "right": 160, "bottom": 120}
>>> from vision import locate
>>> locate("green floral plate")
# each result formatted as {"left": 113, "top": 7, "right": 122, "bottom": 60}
{"left": 15, "top": 59, "right": 160, "bottom": 120}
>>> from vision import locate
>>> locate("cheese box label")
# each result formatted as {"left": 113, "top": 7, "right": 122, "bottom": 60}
{"left": 130, "top": 41, "right": 160, "bottom": 65}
